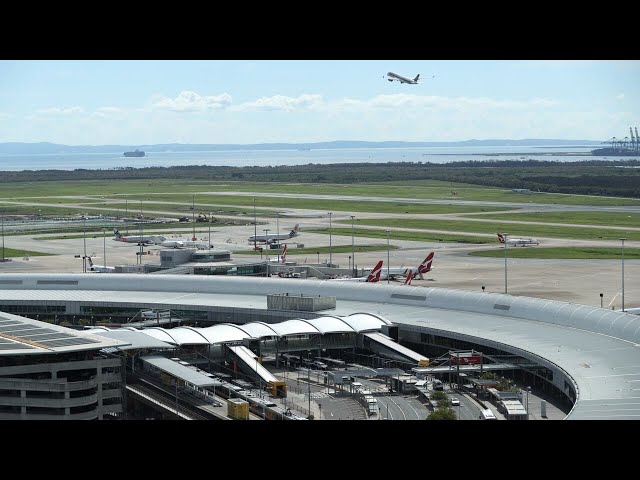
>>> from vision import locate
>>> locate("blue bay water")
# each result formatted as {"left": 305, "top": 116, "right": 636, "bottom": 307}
{"left": 0, "top": 145, "right": 606, "bottom": 172}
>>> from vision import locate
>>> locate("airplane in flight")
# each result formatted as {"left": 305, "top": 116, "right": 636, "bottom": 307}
{"left": 113, "top": 229, "right": 166, "bottom": 245}
{"left": 365, "top": 251, "right": 435, "bottom": 281}
{"left": 385, "top": 72, "right": 434, "bottom": 84}
{"left": 87, "top": 256, "right": 115, "bottom": 273}
{"left": 249, "top": 224, "right": 300, "bottom": 244}
{"left": 497, "top": 233, "right": 539, "bottom": 247}
{"left": 331, "top": 260, "right": 384, "bottom": 282}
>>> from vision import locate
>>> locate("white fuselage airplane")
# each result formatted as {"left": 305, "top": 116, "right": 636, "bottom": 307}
{"left": 366, "top": 251, "right": 435, "bottom": 281}
{"left": 497, "top": 233, "right": 539, "bottom": 247}
{"left": 158, "top": 239, "right": 211, "bottom": 249}
{"left": 87, "top": 256, "right": 115, "bottom": 273}
{"left": 386, "top": 72, "right": 420, "bottom": 84}
{"left": 113, "top": 229, "right": 166, "bottom": 245}
{"left": 249, "top": 225, "right": 299, "bottom": 244}
{"left": 331, "top": 260, "right": 384, "bottom": 282}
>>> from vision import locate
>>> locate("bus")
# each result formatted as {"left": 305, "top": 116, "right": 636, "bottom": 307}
{"left": 479, "top": 408, "right": 497, "bottom": 420}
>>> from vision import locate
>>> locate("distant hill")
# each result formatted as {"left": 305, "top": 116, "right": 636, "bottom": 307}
{"left": 0, "top": 139, "right": 602, "bottom": 155}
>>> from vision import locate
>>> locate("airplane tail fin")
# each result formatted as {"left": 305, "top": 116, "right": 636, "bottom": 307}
{"left": 289, "top": 224, "right": 300, "bottom": 237}
{"left": 497, "top": 233, "right": 505, "bottom": 244}
{"left": 113, "top": 229, "right": 122, "bottom": 239}
{"left": 417, "top": 251, "right": 434, "bottom": 279}
{"left": 404, "top": 270, "right": 413, "bottom": 285}
{"left": 87, "top": 256, "right": 93, "bottom": 267}
{"left": 366, "top": 260, "right": 383, "bottom": 282}
{"left": 414, "top": 74, "right": 420, "bottom": 82}
{"left": 281, "top": 244, "right": 287, "bottom": 264}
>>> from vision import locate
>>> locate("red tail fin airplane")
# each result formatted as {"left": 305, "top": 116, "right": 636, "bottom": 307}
{"left": 331, "top": 260, "right": 384, "bottom": 282}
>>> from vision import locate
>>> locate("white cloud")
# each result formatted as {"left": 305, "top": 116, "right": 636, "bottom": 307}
{"left": 617, "top": 93, "right": 625, "bottom": 100}
{"left": 325, "top": 94, "right": 558, "bottom": 112}
{"left": 91, "top": 106, "right": 124, "bottom": 118}
{"left": 35, "top": 106, "right": 84, "bottom": 115}
{"left": 151, "top": 91, "right": 232, "bottom": 112}
{"left": 232, "top": 94, "right": 323, "bottom": 111}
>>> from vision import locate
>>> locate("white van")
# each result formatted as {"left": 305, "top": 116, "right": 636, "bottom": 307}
{"left": 479, "top": 408, "right": 497, "bottom": 420}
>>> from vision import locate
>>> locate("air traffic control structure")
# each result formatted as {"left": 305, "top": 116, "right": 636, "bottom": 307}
{"left": 0, "top": 273, "right": 640, "bottom": 419}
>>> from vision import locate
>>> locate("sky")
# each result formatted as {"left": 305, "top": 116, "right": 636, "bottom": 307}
{"left": 0, "top": 60, "right": 638, "bottom": 145}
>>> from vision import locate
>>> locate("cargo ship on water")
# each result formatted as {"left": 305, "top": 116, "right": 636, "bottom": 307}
{"left": 123, "top": 149, "right": 145, "bottom": 157}
{"left": 592, "top": 127, "right": 639, "bottom": 156}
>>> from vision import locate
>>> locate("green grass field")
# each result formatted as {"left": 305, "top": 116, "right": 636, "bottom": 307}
{"left": 461, "top": 211, "right": 640, "bottom": 228}
{"left": 468, "top": 247, "right": 640, "bottom": 259}
{"left": 336, "top": 218, "right": 640, "bottom": 241}
{"left": 312, "top": 227, "right": 492, "bottom": 244}
{"left": 2, "top": 179, "right": 639, "bottom": 207}
{"left": 0, "top": 248, "right": 52, "bottom": 258}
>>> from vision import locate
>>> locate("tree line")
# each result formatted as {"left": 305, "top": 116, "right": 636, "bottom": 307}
{"left": 1, "top": 159, "right": 638, "bottom": 198}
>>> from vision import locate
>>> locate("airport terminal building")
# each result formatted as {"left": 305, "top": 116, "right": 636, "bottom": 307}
{"left": 0, "top": 273, "right": 639, "bottom": 420}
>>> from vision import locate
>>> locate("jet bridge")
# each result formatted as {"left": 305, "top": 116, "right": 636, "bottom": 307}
{"left": 227, "top": 345, "right": 286, "bottom": 397}
{"left": 362, "top": 332, "right": 429, "bottom": 366}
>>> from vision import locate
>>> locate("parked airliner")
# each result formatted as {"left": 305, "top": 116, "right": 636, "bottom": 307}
{"left": 87, "top": 256, "right": 115, "bottom": 273}
{"left": 332, "top": 260, "right": 384, "bottom": 282}
{"left": 113, "top": 229, "right": 166, "bottom": 245}
{"left": 497, "top": 233, "right": 539, "bottom": 247}
{"left": 366, "top": 251, "right": 434, "bottom": 281}
{"left": 249, "top": 225, "right": 299, "bottom": 244}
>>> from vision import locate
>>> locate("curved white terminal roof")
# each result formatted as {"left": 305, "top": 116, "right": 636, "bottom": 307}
{"left": 341, "top": 313, "right": 392, "bottom": 332}
{"left": 305, "top": 316, "right": 354, "bottom": 334}
{"left": 196, "top": 323, "right": 248, "bottom": 344}
{"left": 268, "top": 319, "right": 320, "bottom": 337}
{"left": 141, "top": 327, "right": 179, "bottom": 345}
{"left": 234, "top": 322, "right": 279, "bottom": 338}
{"left": 2, "top": 273, "right": 640, "bottom": 419}
{"left": 164, "top": 326, "right": 210, "bottom": 345}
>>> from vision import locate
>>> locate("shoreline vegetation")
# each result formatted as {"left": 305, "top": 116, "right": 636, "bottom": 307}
{"left": 0, "top": 159, "right": 638, "bottom": 198}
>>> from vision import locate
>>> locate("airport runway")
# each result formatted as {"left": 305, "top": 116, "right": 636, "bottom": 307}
{"left": 1, "top": 200, "right": 638, "bottom": 310}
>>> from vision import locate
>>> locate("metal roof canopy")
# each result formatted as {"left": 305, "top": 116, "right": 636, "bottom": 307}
{"left": 140, "top": 354, "right": 219, "bottom": 387}
{"left": 79, "top": 328, "right": 175, "bottom": 351}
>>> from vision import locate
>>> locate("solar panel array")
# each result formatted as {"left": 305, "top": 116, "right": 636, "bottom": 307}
{"left": 0, "top": 316, "right": 100, "bottom": 350}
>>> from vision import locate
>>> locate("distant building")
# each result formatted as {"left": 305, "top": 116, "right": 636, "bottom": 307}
{"left": 512, "top": 188, "right": 531, "bottom": 194}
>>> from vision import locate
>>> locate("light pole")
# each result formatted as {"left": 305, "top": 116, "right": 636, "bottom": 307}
{"left": 328, "top": 212, "right": 332, "bottom": 267}
{"left": 385, "top": 230, "right": 390, "bottom": 284}
{"left": 103, "top": 228, "right": 106, "bottom": 268}
{"left": 208, "top": 213, "right": 212, "bottom": 249}
{"left": 620, "top": 238, "right": 626, "bottom": 312}
{"left": 139, "top": 201, "right": 144, "bottom": 265}
{"left": 307, "top": 352, "right": 311, "bottom": 416}
{"left": 264, "top": 229, "right": 270, "bottom": 276}
{"left": 600, "top": 293, "right": 604, "bottom": 309}
{"left": 191, "top": 194, "right": 196, "bottom": 241}
{"left": 503, "top": 233, "right": 509, "bottom": 294}
{"left": 526, "top": 385, "right": 531, "bottom": 420}
{"left": 253, "top": 198, "right": 257, "bottom": 251}
{"left": 82, "top": 215, "right": 87, "bottom": 273}
{"left": 1, "top": 211, "right": 5, "bottom": 262}
{"left": 350, "top": 215, "right": 356, "bottom": 276}
{"left": 316, "top": 251, "right": 320, "bottom": 264}
{"left": 276, "top": 212, "right": 280, "bottom": 263}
